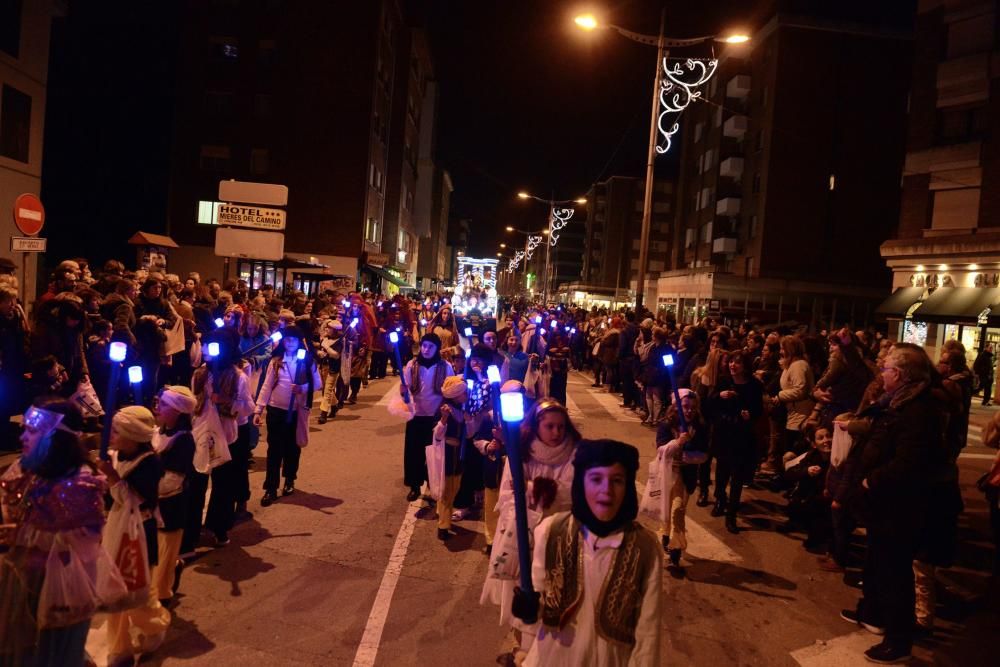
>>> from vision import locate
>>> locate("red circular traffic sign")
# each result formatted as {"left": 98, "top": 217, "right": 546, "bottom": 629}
{"left": 12, "top": 193, "right": 45, "bottom": 236}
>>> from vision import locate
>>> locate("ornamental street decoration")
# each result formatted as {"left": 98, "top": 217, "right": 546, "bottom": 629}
{"left": 656, "top": 58, "right": 718, "bottom": 154}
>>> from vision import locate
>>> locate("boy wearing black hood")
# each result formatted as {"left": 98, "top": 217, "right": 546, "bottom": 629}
{"left": 513, "top": 439, "right": 662, "bottom": 666}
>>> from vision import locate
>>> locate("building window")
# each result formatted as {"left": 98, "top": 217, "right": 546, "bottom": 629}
{"left": 257, "top": 39, "right": 276, "bottom": 66}
{"left": 685, "top": 228, "right": 695, "bottom": 248}
{"left": 749, "top": 214, "right": 758, "bottom": 238}
{"left": 694, "top": 123, "right": 704, "bottom": 143}
{"left": 755, "top": 129, "right": 764, "bottom": 152}
{"left": 0, "top": 0, "right": 21, "bottom": 57}
{"left": 254, "top": 93, "right": 273, "bottom": 119}
{"left": 0, "top": 84, "right": 31, "bottom": 163}
{"left": 745, "top": 256, "right": 754, "bottom": 278}
{"left": 199, "top": 145, "right": 231, "bottom": 172}
{"left": 250, "top": 148, "right": 269, "bottom": 175}
{"left": 197, "top": 200, "right": 222, "bottom": 225}
{"left": 752, "top": 172, "right": 761, "bottom": 194}
{"left": 931, "top": 188, "right": 980, "bottom": 231}
{"left": 365, "top": 217, "right": 380, "bottom": 244}
{"left": 209, "top": 36, "right": 239, "bottom": 61}
{"left": 700, "top": 221, "right": 713, "bottom": 243}
{"left": 205, "top": 91, "right": 234, "bottom": 117}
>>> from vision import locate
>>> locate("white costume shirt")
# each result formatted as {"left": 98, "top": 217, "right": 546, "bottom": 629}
{"left": 525, "top": 516, "right": 662, "bottom": 667}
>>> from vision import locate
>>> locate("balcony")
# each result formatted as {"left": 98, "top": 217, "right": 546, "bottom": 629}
{"left": 716, "top": 197, "right": 741, "bottom": 217}
{"left": 713, "top": 237, "right": 738, "bottom": 255}
{"left": 723, "top": 115, "right": 748, "bottom": 139}
{"left": 937, "top": 54, "right": 989, "bottom": 108}
{"left": 726, "top": 75, "right": 751, "bottom": 99}
{"left": 719, "top": 157, "right": 744, "bottom": 179}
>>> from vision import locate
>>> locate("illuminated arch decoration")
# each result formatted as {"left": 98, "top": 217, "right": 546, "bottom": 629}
{"left": 548, "top": 208, "right": 574, "bottom": 246}
{"left": 656, "top": 58, "right": 718, "bottom": 154}
{"left": 508, "top": 250, "right": 525, "bottom": 273}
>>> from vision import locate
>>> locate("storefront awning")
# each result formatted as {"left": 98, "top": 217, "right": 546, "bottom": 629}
{"left": 363, "top": 264, "right": 414, "bottom": 290}
{"left": 910, "top": 287, "right": 1000, "bottom": 324}
{"left": 874, "top": 287, "right": 925, "bottom": 317}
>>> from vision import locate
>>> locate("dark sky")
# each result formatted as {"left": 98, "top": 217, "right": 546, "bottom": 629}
{"left": 423, "top": 0, "right": 915, "bottom": 257}
{"left": 424, "top": 0, "right": 759, "bottom": 257}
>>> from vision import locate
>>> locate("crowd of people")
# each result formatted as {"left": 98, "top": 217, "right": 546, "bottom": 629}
{"left": 0, "top": 254, "right": 998, "bottom": 665}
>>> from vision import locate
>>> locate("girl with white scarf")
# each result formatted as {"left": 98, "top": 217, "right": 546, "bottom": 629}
{"left": 481, "top": 398, "right": 581, "bottom": 664}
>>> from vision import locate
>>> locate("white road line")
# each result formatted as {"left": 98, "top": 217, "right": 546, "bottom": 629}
{"left": 564, "top": 392, "right": 585, "bottom": 421}
{"left": 376, "top": 384, "right": 398, "bottom": 406}
{"left": 587, "top": 386, "right": 642, "bottom": 423}
{"left": 959, "top": 452, "right": 995, "bottom": 460}
{"left": 352, "top": 501, "right": 422, "bottom": 667}
{"left": 635, "top": 482, "right": 741, "bottom": 563}
{"left": 790, "top": 630, "right": 875, "bottom": 666}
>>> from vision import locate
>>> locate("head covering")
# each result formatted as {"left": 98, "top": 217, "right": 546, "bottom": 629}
{"left": 671, "top": 387, "right": 694, "bottom": 405}
{"left": 641, "top": 318, "right": 654, "bottom": 329}
{"left": 571, "top": 439, "right": 640, "bottom": 537}
{"left": 328, "top": 319, "right": 343, "bottom": 331}
{"left": 159, "top": 386, "right": 197, "bottom": 414}
{"left": 418, "top": 332, "right": 443, "bottom": 368}
{"left": 112, "top": 406, "right": 156, "bottom": 443}
{"left": 442, "top": 375, "right": 468, "bottom": 401}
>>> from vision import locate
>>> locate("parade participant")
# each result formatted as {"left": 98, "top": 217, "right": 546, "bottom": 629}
{"left": 452, "top": 346, "right": 494, "bottom": 521}
{"left": 254, "top": 326, "right": 322, "bottom": 506}
{"left": 428, "top": 303, "right": 461, "bottom": 365}
{"left": 399, "top": 333, "right": 454, "bottom": 501}
{"left": 151, "top": 386, "right": 197, "bottom": 606}
{"left": 482, "top": 399, "right": 581, "bottom": 663}
{"left": 654, "top": 389, "right": 709, "bottom": 568}
{"left": 474, "top": 381, "right": 510, "bottom": 556}
{"left": 706, "top": 351, "right": 764, "bottom": 533}
{"left": 99, "top": 405, "right": 171, "bottom": 667}
{"left": 317, "top": 319, "right": 347, "bottom": 423}
{"left": 187, "top": 328, "right": 254, "bottom": 548}
{"left": 513, "top": 438, "right": 662, "bottom": 667}
{"left": 430, "top": 376, "right": 470, "bottom": 540}
{"left": 0, "top": 399, "right": 106, "bottom": 667}
{"left": 546, "top": 330, "right": 570, "bottom": 406}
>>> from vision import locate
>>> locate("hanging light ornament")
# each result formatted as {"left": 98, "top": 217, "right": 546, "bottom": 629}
{"left": 548, "top": 208, "right": 574, "bottom": 246}
{"left": 656, "top": 58, "right": 718, "bottom": 154}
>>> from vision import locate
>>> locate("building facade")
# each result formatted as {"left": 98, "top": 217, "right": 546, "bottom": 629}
{"left": 659, "top": 3, "right": 912, "bottom": 327}
{"left": 567, "top": 175, "right": 673, "bottom": 309}
{"left": 1, "top": 0, "right": 63, "bottom": 305}
{"left": 878, "top": 0, "right": 1000, "bottom": 365}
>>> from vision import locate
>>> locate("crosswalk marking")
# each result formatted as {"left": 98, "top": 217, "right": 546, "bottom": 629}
{"left": 586, "top": 386, "right": 643, "bottom": 422}
{"left": 635, "top": 482, "right": 742, "bottom": 563}
{"left": 564, "top": 392, "right": 585, "bottom": 421}
{"left": 790, "top": 630, "right": 875, "bottom": 666}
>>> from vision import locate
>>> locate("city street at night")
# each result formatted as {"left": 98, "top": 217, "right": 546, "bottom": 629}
{"left": 4, "top": 1, "right": 1000, "bottom": 666}
{"left": 62, "top": 372, "right": 997, "bottom": 667}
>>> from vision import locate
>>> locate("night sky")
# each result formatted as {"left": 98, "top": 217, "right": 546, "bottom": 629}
{"left": 425, "top": 0, "right": 759, "bottom": 257}
{"left": 424, "top": 0, "right": 915, "bottom": 257}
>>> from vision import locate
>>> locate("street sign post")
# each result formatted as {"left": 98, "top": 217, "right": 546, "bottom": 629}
{"left": 13, "top": 193, "right": 44, "bottom": 236}
{"left": 218, "top": 180, "right": 288, "bottom": 206}
{"left": 214, "top": 226, "right": 284, "bottom": 261}
{"left": 10, "top": 237, "right": 46, "bottom": 252}
{"left": 11, "top": 193, "right": 46, "bottom": 303}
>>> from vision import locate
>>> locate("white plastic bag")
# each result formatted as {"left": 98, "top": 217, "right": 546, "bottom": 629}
{"left": 386, "top": 390, "right": 416, "bottom": 421}
{"left": 192, "top": 401, "right": 232, "bottom": 474}
{"left": 94, "top": 542, "right": 130, "bottom": 612}
{"left": 102, "top": 485, "right": 151, "bottom": 610}
{"left": 425, "top": 440, "right": 445, "bottom": 501}
{"left": 639, "top": 458, "right": 664, "bottom": 522}
{"left": 71, "top": 378, "right": 104, "bottom": 418}
{"left": 37, "top": 534, "right": 98, "bottom": 629}
{"left": 487, "top": 506, "right": 542, "bottom": 581}
{"left": 831, "top": 425, "right": 853, "bottom": 468}
{"left": 189, "top": 338, "right": 203, "bottom": 368}
{"left": 163, "top": 308, "right": 185, "bottom": 356}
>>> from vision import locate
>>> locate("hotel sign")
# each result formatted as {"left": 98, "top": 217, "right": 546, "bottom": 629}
{"left": 216, "top": 204, "right": 287, "bottom": 231}
{"left": 909, "top": 271, "right": 1000, "bottom": 288}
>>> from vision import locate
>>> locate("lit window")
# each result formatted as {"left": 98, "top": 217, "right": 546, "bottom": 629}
{"left": 0, "top": 84, "right": 31, "bottom": 163}
{"left": 197, "top": 201, "right": 222, "bottom": 225}
{"left": 210, "top": 36, "right": 239, "bottom": 61}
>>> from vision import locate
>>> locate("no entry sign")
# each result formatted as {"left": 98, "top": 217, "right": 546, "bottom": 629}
{"left": 12, "top": 193, "right": 45, "bottom": 236}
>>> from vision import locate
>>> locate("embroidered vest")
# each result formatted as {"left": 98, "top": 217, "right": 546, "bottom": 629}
{"left": 541, "top": 512, "right": 659, "bottom": 646}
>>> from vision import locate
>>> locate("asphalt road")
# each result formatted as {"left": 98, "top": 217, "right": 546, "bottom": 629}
{"left": 80, "top": 371, "right": 1000, "bottom": 666}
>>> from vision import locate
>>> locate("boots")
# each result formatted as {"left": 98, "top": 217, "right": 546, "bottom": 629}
{"left": 696, "top": 490, "right": 710, "bottom": 507}
{"left": 725, "top": 514, "right": 739, "bottom": 534}
{"left": 318, "top": 410, "right": 328, "bottom": 424}
{"left": 711, "top": 498, "right": 726, "bottom": 517}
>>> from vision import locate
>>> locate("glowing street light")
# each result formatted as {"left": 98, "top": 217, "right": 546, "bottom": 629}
{"left": 500, "top": 243, "right": 507, "bottom": 248}
{"left": 505, "top": 226, "right": 514, "bottom": 232}
{"left": 517, "top": 192, "right": 530, "bottom": 199}
{"left": 575, "top": 198, "right": 587, "bottom": 204}
{"left": 574, "top": 14, "right": 598, "bottom": 31}
{"left": 721, "top": 33, "right": 750, "bottom": 44}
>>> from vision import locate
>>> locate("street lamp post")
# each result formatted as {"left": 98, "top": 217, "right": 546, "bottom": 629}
{"left": 574, "top": 14, "right": 749, "bottom": 311}
{"left": 516, "top": 192, "right": 586, "bottom": 306}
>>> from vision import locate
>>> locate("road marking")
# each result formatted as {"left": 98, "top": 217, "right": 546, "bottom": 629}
{"left": 352, "top": 500, "right": 422, "bottom": 667}
{"left": 635, "top": 482, "right": 741, "bottom": 563}
{"left": 959, "top": 452, "right": 995, "bottom": 460}
{"left": 586, "top": 386, "right": 643, "bottom": 423}
{"left": 790, "top": 630, "right": 874, "bottom": 666}
{"left": 565, "top": 392, "right": 585, "bottom": 421}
